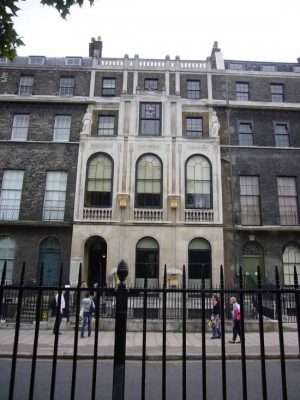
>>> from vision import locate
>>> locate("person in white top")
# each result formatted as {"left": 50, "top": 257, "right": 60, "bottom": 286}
{"left": 53, "top": 290, "right": 66, "bottom": 335}
{"left": 228, "top": 296, "right": 241, "bottom": 344}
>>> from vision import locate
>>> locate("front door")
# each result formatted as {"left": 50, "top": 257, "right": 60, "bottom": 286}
{"left": 88, "top": 238, "right": 107, "bottom": 287}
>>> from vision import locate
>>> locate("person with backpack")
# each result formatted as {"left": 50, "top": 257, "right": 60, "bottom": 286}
{"left": 228, "top": 297, "right": 241, "bottom": 344}
{"left": 81, "top": 291, "right": 95, "bottom": 338}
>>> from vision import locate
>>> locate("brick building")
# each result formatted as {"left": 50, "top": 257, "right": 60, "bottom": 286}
{"left": 0, "top": 39, "right": 299, "bottom": 287}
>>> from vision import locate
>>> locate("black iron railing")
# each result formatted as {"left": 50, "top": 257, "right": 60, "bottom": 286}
{"left": 0, "top": 261, "right": 300, "bottom": 400}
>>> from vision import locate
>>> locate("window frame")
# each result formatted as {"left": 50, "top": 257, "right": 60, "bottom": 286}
{"left": 236, "top": 82, "right": 249, "bottom": 101}
{"left": 59, "top": 76, "right": 75, "bottom": 96}
{"left": 65, "top": 57, "right": 82, "bottom": 66}
{"left": 139, "top": 102, "right": 162, "bottom": 136}
{"left": 11, "top": 114, "right": 30, "bottom": 141}
{"left": 186, "top": 117, "right": 203, "bottom": 138}
{"left": 238, "top": 120, "right": 254, "bottom": 146}
{"left": 97, "top": 115, "right": 115, "bottom": 136}
{"left": 0, "top": 170, "right": 24, "bottom": 221}
{"left": 0, "top": 237, "right": 15, "bottom": 282}
{"left": 19, "top": 76, "right": 34, "bottom": 95}
{"left": 271, "top": 83, "right": 284, "bottom": 102}
{"left": 274, "top": 121, "right": 290, "bottom": 147}
{"left": 85, "top": 153, "right": 114, "bottom": 208}
{"left": 53, "top": 115, "right": 71, "bottom": 142}
{"left": 102, "top": 78, "right": 116, "bottom": 96}
{"left": 144, "top": 78, "right": 158, "bottom": 91}
{"left": 28, "top": 56, "right": 45, "bottom": 65}
{"left": 277, "top": 177, "right": 299, "bottom": 225}
{"left": 42, "top": 171, "right": 68, "bottom": 221}
{"left": 186, "top": 80, "right": 201, "bottom": 99}
{"left": 228, "top": 63, "right": 244, "bottom": 70}
{"left": 239, "top": 175, "right": 261, "bottom": 226}
{"left": 185, "top": 155, "right": 212, "bottom": 209}
{"left": 135, "top": 153, "right": 163, "bottom": 209}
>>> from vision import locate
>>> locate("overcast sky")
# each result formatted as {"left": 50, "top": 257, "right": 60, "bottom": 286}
{"left": 13, "top": 0, "right": 300, "bottom": 63}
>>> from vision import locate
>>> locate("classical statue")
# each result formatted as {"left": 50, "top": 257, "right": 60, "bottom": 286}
{"left": 81, "top": 110, "right": 92, "bottom": 136}
{"left": 210, "top": 111, "right": 220, "bottom": 137}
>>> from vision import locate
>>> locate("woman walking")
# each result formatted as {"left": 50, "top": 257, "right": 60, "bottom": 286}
{"left": 228, "top": 297, "right": 241, "bottom": 344}
{"left": 210, "top": 295, "right": 221, "bottom": 339}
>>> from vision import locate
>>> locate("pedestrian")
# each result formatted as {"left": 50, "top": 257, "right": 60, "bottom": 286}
{"left": 228, "top": 296, "right": 241, "bottom": 344}
{"left": 210, "top": 294, "right": 221, "bottom": 339}
{"left": 79, "top": 281, "right": 88, "bottom": 319}
{"left": 53, "top": 290, "right": 66, "bottom": 335}
{"left": 81, "top": 291, "right": 95, "bottom": 338}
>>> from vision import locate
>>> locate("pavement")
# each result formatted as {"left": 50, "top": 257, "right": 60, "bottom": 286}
{"left": 0, "top": 323, "right": 299, "bottom": 360}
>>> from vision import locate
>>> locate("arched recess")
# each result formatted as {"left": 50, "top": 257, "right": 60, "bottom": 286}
{"left": 135, "top": 237, "right": 159, "bottom": 288}
{"left": 85, "top": 153, "right": 113, "bottom": 207}
{"left": 188, "top": 238, "right": 212, "bottom": 288}
{"left": 38, "top": 237, "right": 61, "bottom": 285}
{"left": 135, "top": 154, "right": 162, "bottom": 208}
{"left": 185, "top": 155, "right": 212, "bottom": 209}
{"left": 242, "top": 241, "right": 265, "bottom": 287}
{"left": 282, "top": 242, "right": 300, "bottom": 286}
{"left": 85, "top": 236, "right": 107, "bottom": 287}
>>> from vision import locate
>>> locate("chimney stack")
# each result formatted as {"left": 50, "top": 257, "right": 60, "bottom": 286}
{"left": 89, "top": 36, "right": 103, "bottom": 58}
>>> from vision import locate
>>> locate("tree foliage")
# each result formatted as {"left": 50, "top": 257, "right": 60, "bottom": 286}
{"left": 0, "top": 0, "right": 94, "bottom": 60}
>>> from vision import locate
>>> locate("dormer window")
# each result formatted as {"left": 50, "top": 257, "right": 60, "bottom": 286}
{"left": 28, "top": 56, "right": 45, "bottom": 65}
{"left": 261, "top": 65, "right": 276, "bottom": 72}
{"left": 66, "top": 57, "right": 82, "bottom": 66}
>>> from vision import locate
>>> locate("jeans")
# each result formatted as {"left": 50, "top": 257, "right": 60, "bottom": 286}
{"left": 232, "top": 320, "right": 241, "bottom": 341}
{"left": 81, "top": 311, "right": 92, "bottom": 337}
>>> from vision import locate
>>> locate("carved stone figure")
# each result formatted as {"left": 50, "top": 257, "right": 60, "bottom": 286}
{"left": 81, "top": 111, "right": 92, "bottom": 136}
{"left": 210, "top": 111, "right": 220, "bottom": 137}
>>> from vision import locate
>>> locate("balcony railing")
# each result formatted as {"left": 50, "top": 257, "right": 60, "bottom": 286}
{"left": 134, "top": 209, "right": 163, "bottom": 221}
{"left": 97, "top": 57, "right": 209, "bottom": 71}
{"left": 83, "top": 207, "right": 112, "bottom": 221}
{"left": 43, "top": 208, "right": 65, "bottom": 221}
{"left": 277, "top": 211, "right": 299, "bottom": 226}
{"left": 185, "top": 209, "right": 214, "bottom": 223}
{"left": 0, "top": 206, "right": 20, "bottom": 221}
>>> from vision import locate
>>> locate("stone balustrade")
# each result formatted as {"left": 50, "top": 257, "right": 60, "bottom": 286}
{"left": 83, "top": 208, "right": 112, "bottom": 221}
{"left": 134, "top": 209, "right": 163, "bottom": 221}
{"left": 185, "top": 209, "right": 214, "bottom": 223}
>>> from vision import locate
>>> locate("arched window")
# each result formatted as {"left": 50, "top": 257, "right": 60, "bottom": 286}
{"left": 135, "top": 154, "right": 162, "bottom": 208}
{"left": 242, "top": 241, "right": 264, "bottom": 286}
{"left": 38, "top": 237, "right": 61, "bottom": 285}
{"left": 186, "top": 155, "right": 212, "bottom": 209}
{"left": 282, "top": 243, "right": 300, "bottom": 286}
{"left": 188, "top": 238, "right": 211, "bottom": 288}
{"left": 135, "top": 237, "right": 159, "bottom": 288}
{"left": 0, "top": 237, "right": 15, "bottom": 282}
{"left": 85, "top": 154, "right": 113, "bottom": 207}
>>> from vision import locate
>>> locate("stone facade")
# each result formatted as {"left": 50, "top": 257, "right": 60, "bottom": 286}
{"left": 1, "top": 39, "right": 300, "bottom": 287}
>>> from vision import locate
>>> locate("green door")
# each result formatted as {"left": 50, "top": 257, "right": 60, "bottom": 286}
{"left": 242, "top": 242, "right": 264, "bottom": 288}
{"left": 38, "top": 237, "right": 61, "bottom": 285}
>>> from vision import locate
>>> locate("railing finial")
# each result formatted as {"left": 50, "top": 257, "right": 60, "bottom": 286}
{"left": 117, "top": 259, "right": 128, "bottom": 288}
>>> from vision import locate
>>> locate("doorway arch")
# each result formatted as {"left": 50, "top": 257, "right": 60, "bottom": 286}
{"left": 188, "top": 238, "right": 212, "bottom": 288}
{"left": 85, "top": 236, "right": 107, "bottom": 287}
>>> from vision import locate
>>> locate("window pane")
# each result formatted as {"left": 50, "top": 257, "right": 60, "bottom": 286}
{"left": 19, "top": 76, "right": 33, "bottom": 95}
{"left": 59, "top": 77, "right": 74, "bottom": 96}
{"left": 0, "top": 170, "right": 24, "bottom": 220}
{"left": 136, "top": 155, "right": 162, "bottom": 207}
{"left": 86, "top": 155, "right": 113, "bottom": 207}
{"left": 144, "top": 79, "right": 158, "bottom": 90}
{"left": 140, "top": 103, "right": 161, "bottom": 136}
{"left": 0, "top": 237, "right": 15, "bottom": 281}
{"left": 275, "top": 123, "right": 289, "bottom": 147}
{"left": 102, "top": 78, "right": 116, "bottom": 96}
{"left": 11, "top": 114, "right": 29, "bottom": 140}
{"left": 186, "top": 117, "right": 202, "bottom": 137}
{"left": 98, "top": 116, "right": 115, "bottom": 136}
{"left": 240, "top": 176, "right": 261, "bottom": 225}
{"left": 187, "top": 80, "right": 200, "bottom": 99}
{"left": 277, "top": 177, "right": 298, "bottom": 225}
{"left": 43, "top": 172, "right": 67, "bottom": 221}
{"left": 53, "top": 115, "right": 71, "bottom": 141}
{"left": 186, "top": 156, "right": 211, "bottom": 209}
